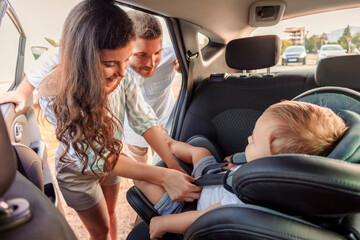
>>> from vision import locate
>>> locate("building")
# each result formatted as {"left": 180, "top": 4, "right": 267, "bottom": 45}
{"left": 284, "top": 27, "right": 305, "bottom": 45}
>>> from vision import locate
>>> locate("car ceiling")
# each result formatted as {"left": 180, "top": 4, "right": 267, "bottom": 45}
{"left": 117, "top": 0, "right": 360, "bottom": 43}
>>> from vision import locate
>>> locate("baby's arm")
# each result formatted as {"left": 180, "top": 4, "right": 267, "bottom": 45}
{"left": 149, "top": 203, "right": 221, "bottom": 240}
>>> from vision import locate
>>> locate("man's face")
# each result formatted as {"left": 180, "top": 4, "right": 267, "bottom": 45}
{"left": 129, "top": 37, "right": 162, "bottom": 78}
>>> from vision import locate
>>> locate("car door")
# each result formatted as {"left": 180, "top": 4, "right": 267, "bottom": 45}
{"left": 0, "top": 0, "right": 76, "bottom": 239}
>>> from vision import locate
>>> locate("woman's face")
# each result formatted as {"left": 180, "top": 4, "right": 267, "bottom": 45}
{"left": 100, "top": 40, "right": 134, "bottom": 94}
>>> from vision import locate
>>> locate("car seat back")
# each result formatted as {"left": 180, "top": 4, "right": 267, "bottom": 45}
{"left": 179, "top": 35, "right": 317, "bottom": 158}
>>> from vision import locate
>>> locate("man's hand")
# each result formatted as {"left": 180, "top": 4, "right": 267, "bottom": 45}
{"left": 174, "top": 60, "right": 181, "bottom": 73}
{"left": 162, "top": 169, "right": 202, "bottom": 202}
{"left": 149, "top": 216, "right": 167, "bottom": 240}
{"left": 0, "top": 77, "right": 35, "bottom": 113}
{"left": 0, "top": 91, "right": 27, "bottom": 113}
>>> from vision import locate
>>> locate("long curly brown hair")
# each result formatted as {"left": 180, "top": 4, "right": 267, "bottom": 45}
{"left": 53, "top": 0, "right": 135, "bottom": 174}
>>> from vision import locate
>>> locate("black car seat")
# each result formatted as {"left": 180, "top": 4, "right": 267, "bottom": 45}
{"left": 183, "top": 55, "right": 360, "bottom": 240}
{"left": 126, "top": 39, "right": 360, "bottom": 239}
{"left": 0, "top": 113, "right": 77, "bottom": 239}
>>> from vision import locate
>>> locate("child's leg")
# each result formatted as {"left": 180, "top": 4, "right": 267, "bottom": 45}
{"left": 161, "top": 127, "right": 211, "bottom": 166}
{"left": 134, "top": 180, "right": 166, "bottom": 206}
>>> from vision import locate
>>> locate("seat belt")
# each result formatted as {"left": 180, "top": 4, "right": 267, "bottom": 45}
{"left": 193, "top": 152, "right": 247, "bottom": 192}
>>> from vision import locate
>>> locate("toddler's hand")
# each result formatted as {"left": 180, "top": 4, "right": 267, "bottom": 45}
{"left": 223, "top": 155, "right": 233, "bottom": 162}
{"left": 222, "top": 155, "right": 237, "bottom": 171}
{"left": 149, "top": 216, "right": 167, "bottom": 240}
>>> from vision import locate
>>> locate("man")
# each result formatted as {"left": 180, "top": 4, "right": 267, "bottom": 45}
{"left": 123, "top": 10, "right": 180, "bottom": 163}
{"left": 0, "top": 10, "right": 179, "bottom": 164}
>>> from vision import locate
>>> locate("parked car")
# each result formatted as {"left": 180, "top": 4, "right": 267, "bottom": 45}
{"left": 1, "top": 0, "right": 360, "bottom": 240}
{"left": 281, "top": 45, "right": 307, "bottom": 65}
{"left": 317, "top": 44, "right": 346, "bottom": 62}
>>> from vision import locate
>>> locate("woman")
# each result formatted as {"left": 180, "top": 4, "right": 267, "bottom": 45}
{"left": 38, "top": 1, "right": 201, "bottom": 239}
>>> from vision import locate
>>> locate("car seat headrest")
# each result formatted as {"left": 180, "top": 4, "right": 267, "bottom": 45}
{"left": 294, "top": 87, "right": 360, "bottom": 162}
{"left": 225, "top": 35, "right": 281, "bottom": 70}
{"left": 327, "top": 110, "right": 360, "bottom": 163}
{"left": 316, "top": 55, "right": 360, "bottom": 91}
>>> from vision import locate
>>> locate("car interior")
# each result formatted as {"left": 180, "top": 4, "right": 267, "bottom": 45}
{"left": 126, "top": 33, "right": 360, "bottom": 239}
{"left": 120, "top": 0, "right": 360, "bottom": 239}
{"left": 1, "top": 0, "right": 360, "bottom": 239}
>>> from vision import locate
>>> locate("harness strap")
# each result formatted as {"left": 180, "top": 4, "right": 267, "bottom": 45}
{"left": 193, "top": 152, "right": 247, "bottom": 193}
{"left": 193, "top": 173, "right": 226, "bottom": 186}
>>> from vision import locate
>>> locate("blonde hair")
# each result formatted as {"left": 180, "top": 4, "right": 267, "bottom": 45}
{"left": 265, "top": 100, "right": 348, "bottom": 157}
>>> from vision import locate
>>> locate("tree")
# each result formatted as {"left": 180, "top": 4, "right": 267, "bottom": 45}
{"left": 305, "top": 34, "right": 322, "bottom": 53}
{"left": 338, "top": 25, "right": 352, "bottom": 51}
{"left": 352, "top": 32, "right": 360, "bottom": 49}
{"left": 281, "top": 39, "right": 292, "bottom": 52}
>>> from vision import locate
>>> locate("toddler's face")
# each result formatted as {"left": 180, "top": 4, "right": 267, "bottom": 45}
{"left": 245, "top": 112, "right": 279, "bottom": 162}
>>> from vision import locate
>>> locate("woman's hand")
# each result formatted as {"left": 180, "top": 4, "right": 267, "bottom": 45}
{"left": 162, "top": 168, "right": 202, "bottom": 202}
{"left": 149, "top": 216, "right": 167, "bottom": 240}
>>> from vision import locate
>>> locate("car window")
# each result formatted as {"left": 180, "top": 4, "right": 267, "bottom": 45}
{"left": 198, "top": 32, "right": 210, "bottom": 49}
{"left": 251, "top": 8, "right": 360, "bottom": 73}
{"left": 285, "top": 47, "right": 305, "bottom": 53}
{"left": 321, "top": 45, "right": 343, "bottom": 51}
{"left": 0, "top": 11, "right": 20, "bottom": 94}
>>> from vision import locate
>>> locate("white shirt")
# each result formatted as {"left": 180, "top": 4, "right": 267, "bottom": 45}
{"left": 27, "top": 47, "right": 60, "bottom": 89}
{"left": 197, "top": 166, "right": 244, "bottom": 211}
{"left": 123, "top": 45, "right": 176, "bottom": 147}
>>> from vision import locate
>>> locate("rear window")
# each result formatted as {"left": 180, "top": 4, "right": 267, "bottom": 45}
{"left": 285, "top": 47, "right": 305, "bottom": 53}
{"left": 321, "top": 45, "right": 343, "bottom": 51}
{"left": 251, "top": 7, "right": 360, "bottom": 73}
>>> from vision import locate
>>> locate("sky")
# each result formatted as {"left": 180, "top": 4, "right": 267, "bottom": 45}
{"left": 253, "top": 8, "right": 360, "bottom": 39}
{"left": 5, "top": 1, "right": 360, "bottom": 73}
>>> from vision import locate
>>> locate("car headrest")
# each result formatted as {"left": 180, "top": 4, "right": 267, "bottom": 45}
{"left": 294, "top": 87, "right": 360, "bottom": 163}
{"left": 225, "top": 35, "right": 281, "bottom": 70}
{"left": 328, "top": 110, "right": 360, "bottom": 163}
{"left": 0, "top": 113, "right": 17, "bottom": 197}
{"left": 316, "top": 55, "right": 360, "bottom": 91}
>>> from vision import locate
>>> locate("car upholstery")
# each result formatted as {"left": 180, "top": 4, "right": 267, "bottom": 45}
{"left": 126, "top": 36, "right": 360, "bottom": 240}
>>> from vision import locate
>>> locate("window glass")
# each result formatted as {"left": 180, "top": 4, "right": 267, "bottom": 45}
{"left": 198, "top": 32, "right": 209, "bottom": 49}
{"left": 0, "top": 12, "right": 20, "bottom": 94}
{"left": 251, "top": 8, "right": 360, "bottom": 73}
